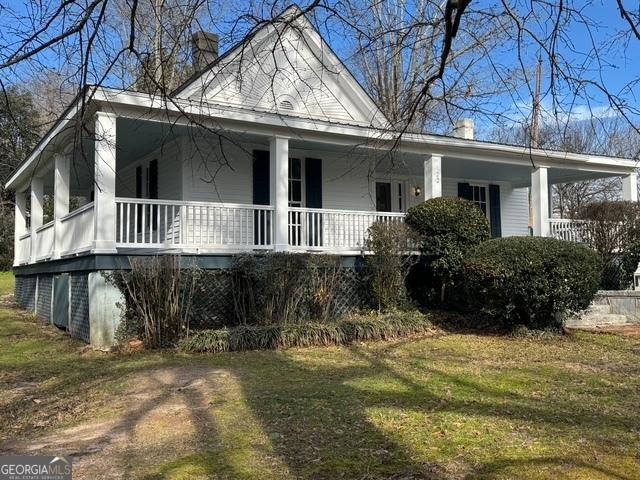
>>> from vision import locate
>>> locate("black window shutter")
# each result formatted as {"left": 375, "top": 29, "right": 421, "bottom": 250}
{"left": 458, "top": 182, "right": 473, "bottom": 200}
{"left": 135, "top": 166, "right": 143, "bottom": 198}
{"left": 489, "top": 184, "right": 502, "bottom": 238}
{"left": 304, "top": 158, "right": 323, "bottom": 246}
{"left": 252, "top": 150, "right": 270, "bottom": 205}
{"left": 135, "top": 165, "right": 143, "bottom": 232}
{"left": 149, "top": 159, "right": 158, "bottom": 199}
{"left": 252, "top": 150, "right": 270, "bottom": 245}
{"left": 305, "top": 158, "right": 322, "bottom": 208}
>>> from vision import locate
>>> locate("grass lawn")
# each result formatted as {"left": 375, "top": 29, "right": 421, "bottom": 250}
{"left": 0, "top": 271, "right": 14, "bottom": 296}
{"left": 1, "top": 270, "right": 640, "bottom": 479}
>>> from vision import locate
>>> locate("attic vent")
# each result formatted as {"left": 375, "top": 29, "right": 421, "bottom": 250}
{"left": 279, "top": 100, "right": 294, "bottom": 111}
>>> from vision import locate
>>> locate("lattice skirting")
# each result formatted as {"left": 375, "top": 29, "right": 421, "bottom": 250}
{"left": 15, "top": 272, "right": 91, "bottom": 344}
{"left": 189, "top": 270, "right": 234, "bottom": 329}
{"left": 69, "top": 273, "right": 90, "bottom": 343}
{"left": 14, "top": 262, "right": 367, "bottom": 344}
{"left": 15, "top": 275, "right": 37, "bottom": 311}
{"left": 185, "top": 267, "right": 366, "bottom": 329}
{"left": 36, "top": 274, "right": 53, "bottom": 322}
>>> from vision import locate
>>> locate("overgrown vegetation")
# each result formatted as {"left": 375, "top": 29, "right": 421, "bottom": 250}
{"left": 576, "top": 200, "right": 640, "bottom": 289}
{"left": 180, "top": 311, "right": 433, "bottom": 353}
{"left": 461, "top": 237, "right": 601, "bottom": 330}
{"left": 405, "top": 198, "right": 490, "bottom": 303}
{"left": 108, "top": 256, "right": 198, "bottom": 348}
{"left": 230, "top": 253, "right": 356, "bottom": 325}
{"left": 365, "top": 221, "right": 419, "bottom": 311}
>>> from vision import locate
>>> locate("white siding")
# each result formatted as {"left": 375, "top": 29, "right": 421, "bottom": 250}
{"left": 182, "top": 138, "right": 254, "bottom": 204}
{"left": 182, "top": 140, "right": 376, "bottom": 210}
{"left": 173, "top": 139, "right": 533, "bottom": 238}
{"left": 500, "top": 186, "right": 530, "bottom": 237}
{"left": 116, "top": 139, "right": 183, "bottom": 200}
{"left": 321, "top": 154, "right": 373, "bottom": 211}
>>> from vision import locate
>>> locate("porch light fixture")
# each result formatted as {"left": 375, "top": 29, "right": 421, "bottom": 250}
{"left": 413, "top": 186, "right": 422, "bottom": 197}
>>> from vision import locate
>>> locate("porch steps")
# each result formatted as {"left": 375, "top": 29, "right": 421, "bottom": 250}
{"left": 566, "top": 300, "right": 636, "bottom": 328}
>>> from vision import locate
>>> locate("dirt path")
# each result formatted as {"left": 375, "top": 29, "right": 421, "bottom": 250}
{"left": 567, "top": 325, "right": 640, "bottom": 336}
{"left": 1, "top": 366, "right": 237, "bottom": 479}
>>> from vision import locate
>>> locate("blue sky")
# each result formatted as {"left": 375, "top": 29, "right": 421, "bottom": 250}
{"left": 0, "top": 0, "right": 638, "bottom": 137}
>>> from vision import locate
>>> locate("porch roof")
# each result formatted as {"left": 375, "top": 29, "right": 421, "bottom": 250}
{"left": 5, "top": 86, "right": 638, "bottom": 191}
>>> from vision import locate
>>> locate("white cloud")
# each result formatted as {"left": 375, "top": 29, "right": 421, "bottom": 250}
{"left": 511, "top": 98, "right": 619, "bottom": 125}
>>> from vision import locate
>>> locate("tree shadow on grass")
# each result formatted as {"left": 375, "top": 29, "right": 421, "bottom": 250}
{"left": 3, "top": 304, "right": 639, "bottom": 479}
{"left": 230, "top": 339, "right": 640, "bottom": 479}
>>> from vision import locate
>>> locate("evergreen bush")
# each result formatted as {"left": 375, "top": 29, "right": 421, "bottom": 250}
{"left": 461, "top": 237, "right": 601, "bottom": 329}
{"left": 405, "top": 197, "right": 490, "bottom": 302}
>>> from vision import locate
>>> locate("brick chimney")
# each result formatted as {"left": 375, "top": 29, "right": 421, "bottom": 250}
{"left": 453, "top": 119, "right": 474, "bottom": 140}
{"left": 192, "top": 31, "right": 219, "bottom": 72}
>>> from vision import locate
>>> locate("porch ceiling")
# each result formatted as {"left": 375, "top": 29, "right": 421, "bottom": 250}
{"left": 374, "top": 154, "right": 624, "bottom": 187}
{"left": 70, "top": 117, "right": 626, "bottom": 192}
{"left": 115, "top": 118, "right": 190, "bottom": 166}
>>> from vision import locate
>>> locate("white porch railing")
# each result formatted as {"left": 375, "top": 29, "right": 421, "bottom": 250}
{"left": 59, "top": 202, "right": 95, "bottom": 256}
{"left": 115, "top": 198, "right": 274, "bottom": 250}
{"left": 288, "top": 207, "right": 406, "bottom": 252}
{"left": 22, "top": 197, "right": 614, "bottom": 264}
{"left": 15, "top": 232, "right": 31, "bottom": 265}
{"left": 549, "top": 219, "right": 591, "bottom": 243}
{"left": 33, "top": 221, "right": 54, "bottom": 261}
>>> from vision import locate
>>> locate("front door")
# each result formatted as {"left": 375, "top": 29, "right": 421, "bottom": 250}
{"left": 376, "top": 182, "right": 392, "bottom": 212}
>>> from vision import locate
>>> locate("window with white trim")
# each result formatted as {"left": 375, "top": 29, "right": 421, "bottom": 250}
{"left": 288, "top": 158, "right": 303, "bottom": 207}
{"left": 471, "top": 185, "right": 488, "bottom": 215}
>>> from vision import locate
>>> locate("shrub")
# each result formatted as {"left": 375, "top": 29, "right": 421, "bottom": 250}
{"left": 365, "top": 221, "right": 420, "bottom": 311}
{"left": 230, "top": 253, "right": 357, "bottom": 324}
{"left": 108, "top": 255, "right": 199, "bottom": 348}
{"left": 461, "top": 237, "right": 601, "bottom": 330}
{"left": 576, "top": 201, "right": 640, "bottom": 289}
{"left": 180, "top": 311, "right": 434, "bottom": 353}
{"left": 405, "top": 197, "right": 490, "bottom": 302}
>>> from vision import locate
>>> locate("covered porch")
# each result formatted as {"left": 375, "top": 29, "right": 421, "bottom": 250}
{"left": 11, "top": 106, "right": 639, "bottom": 266}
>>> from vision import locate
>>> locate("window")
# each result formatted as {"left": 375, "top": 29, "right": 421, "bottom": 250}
{"left": 288, "top": 158, "right": 302, "bottom": 207}
{"left": 288, "top": 158, "right": 303, "bottom": 246}
{"left": 376, "top": 181, "right": 406, "bottom": 212}
{"left": 471, "top": 185, "right": 488, "bottom": 215}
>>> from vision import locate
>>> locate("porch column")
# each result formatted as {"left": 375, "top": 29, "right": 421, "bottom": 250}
{"left": 423, "top": 154, "right": 442, "bottom": 200}
{"left": 14, "top": 191, "right": 27, "bottom": 266}
{"left": 93, "top": 111, "right": 117, "bottom": 253}
{"left": 29, "top": 177, "right": 44, "bottom": 263}
{"left": 531, "top": 167, "right": 550, "bottom": 237}
{"left": 622, "top": 172, "right": 638, "bottom": 202}
{"left": 270, "top": 136, "right": 289, "bottom": 251}
{"left": 53, "top": 153, "right": 70, "bottom": 259}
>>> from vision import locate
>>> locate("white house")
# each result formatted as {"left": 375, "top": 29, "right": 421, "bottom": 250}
{"left": 5, "top": 6, "right": 638, "bottom": 347}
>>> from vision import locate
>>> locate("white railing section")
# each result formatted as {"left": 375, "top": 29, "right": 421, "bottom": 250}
{"left": 16, "top": 232, "right": 31, "bottom": 265}
{"left": 288, "top": 207, "right": 406, "bottom": 252}
{"left": 115, "top": 198, "right": 274, "bottom": 249}
{"left": 33, "top": 221, "right": 54, "bottom": 260}
{"left": 549, "top": 219, "right": 591, "bottom": 243}
{"left": 59, "top": 202, "right": 95, "bottom": 256}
